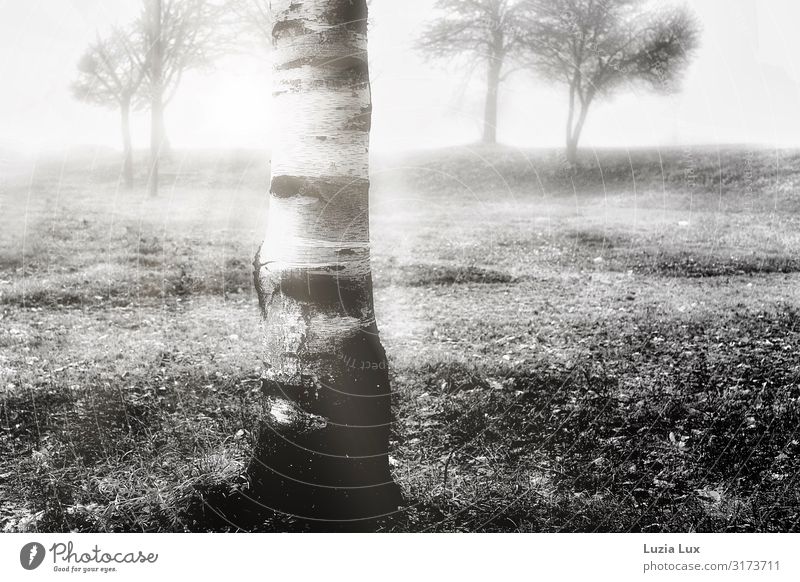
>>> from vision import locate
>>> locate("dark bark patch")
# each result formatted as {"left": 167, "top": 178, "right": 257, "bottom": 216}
{"left": 256, "top": 263, "right": 373, "bottom": 317}
{"left": 324, "top": 0, "right": 368, "bottom": 33}
{"left": 277, "top": 270, "right": 371, "bottom": 311}
{"left": 272, "top": 19, "right": 312, "bottom": 40}
{"left": 270, "top": 175, "right": 306, "bottom": 198}
{"left": 277, "top": 54, "right": 368, "bottom": 84}
{"left": 270, "top": 175, "right": 368, "bottom": 202}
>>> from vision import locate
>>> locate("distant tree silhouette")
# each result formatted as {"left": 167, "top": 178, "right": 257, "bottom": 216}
{"left": 140, "top": 0, "right": 221, "bottom": 196}
{"left": 72, "top": 28, "right": 145, "bottom": 189}
{"left": 520, "top": 0, "right": 700, "bottom": 164}
{"left": 418, "top": 0, "right": 528, "bottom": 144}
{"left": 226, "top": 0, "right": 271, "bottom": 50}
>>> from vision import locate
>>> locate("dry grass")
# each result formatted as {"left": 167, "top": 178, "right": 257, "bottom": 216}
{"left": 2, "top": 145, "right": 800, "bottom": 531}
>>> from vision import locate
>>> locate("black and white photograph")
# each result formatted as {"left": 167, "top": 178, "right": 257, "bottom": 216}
{"left": 2, "top": 0, "right": 800, "bottom": 551}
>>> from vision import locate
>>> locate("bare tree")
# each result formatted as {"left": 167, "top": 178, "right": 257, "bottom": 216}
{"left": 418, "top": 0, "right": 527, "bottom": 145}
{"left": 226, "top": 0, "right": 271, "bottom": 50}
{"left": 520, "top": 0, "right": 700, "bottom": 164}
{"left": 140, "top": 0, "right": 221, "bottom": 196}
{"left": 72, "top": 28, "right": 145, "bottom": 189}
{"left": 251, "top": 0, "right": 401, "bottom": 524}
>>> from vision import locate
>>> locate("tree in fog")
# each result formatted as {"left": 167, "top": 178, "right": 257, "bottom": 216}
{"left": 226, "top": 0, "right": 271, "bottom": 50}
{"left": 251, "top": 0, "right": 401, "bottom": 523}
{"left": 520, "top": 0, "right": 700, "bottom": 164}
{"left": 140, "top": 0, "right": 221, "bottom": 196}
{"left": 72, "top": 28, "right": 145, "bottom": 189}
{"left": 418, "top": 0, "right": 528, "bottom": 144}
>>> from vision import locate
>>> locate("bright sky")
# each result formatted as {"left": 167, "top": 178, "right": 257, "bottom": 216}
{"left": 0, "top": 0, "right": 799, "bottom": 154}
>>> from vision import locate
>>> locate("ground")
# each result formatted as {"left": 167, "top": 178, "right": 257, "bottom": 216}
{"left": 1, "top": 145, "right": 800, "bottom": 532}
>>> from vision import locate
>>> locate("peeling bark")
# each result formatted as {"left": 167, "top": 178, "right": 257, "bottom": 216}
{"left": 251, "top": 0, "right": 401, "bottom": 525}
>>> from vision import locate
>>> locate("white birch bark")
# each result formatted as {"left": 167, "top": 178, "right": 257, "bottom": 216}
{"left": 251, "top": 0, "right": 400, "bottom": 524}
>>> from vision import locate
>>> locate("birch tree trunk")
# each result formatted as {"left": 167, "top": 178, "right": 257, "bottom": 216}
{"left": 251, "top": 0, "right": 401, "bottom": 524}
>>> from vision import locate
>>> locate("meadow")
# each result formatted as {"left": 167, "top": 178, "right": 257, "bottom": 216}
{"left": 1, "top": 144, "right": 800, "bottom": 532}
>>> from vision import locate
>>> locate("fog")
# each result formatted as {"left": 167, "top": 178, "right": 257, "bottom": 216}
{"left": 4, "top": 0, "right": 800, "bottom": 540}
{"left": 1, "top": 0, "right": 799, "bottom": 155}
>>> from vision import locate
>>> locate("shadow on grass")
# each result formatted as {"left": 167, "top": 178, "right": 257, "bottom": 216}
{"left": 629, "top": 251, "right": 800, "bottom": 278}
{"left": 3, "top": 302, "right": 800, "bottom": 532}
{"left": 398, "top": 264, "right": 515, "bottom": 287}
{"left": 388, "top": 306, "right": 800, "bottom": 532}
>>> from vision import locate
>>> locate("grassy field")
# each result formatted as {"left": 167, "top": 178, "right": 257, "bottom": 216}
{"left": 2, "top": 145, "right": 800, "bottom": 532}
